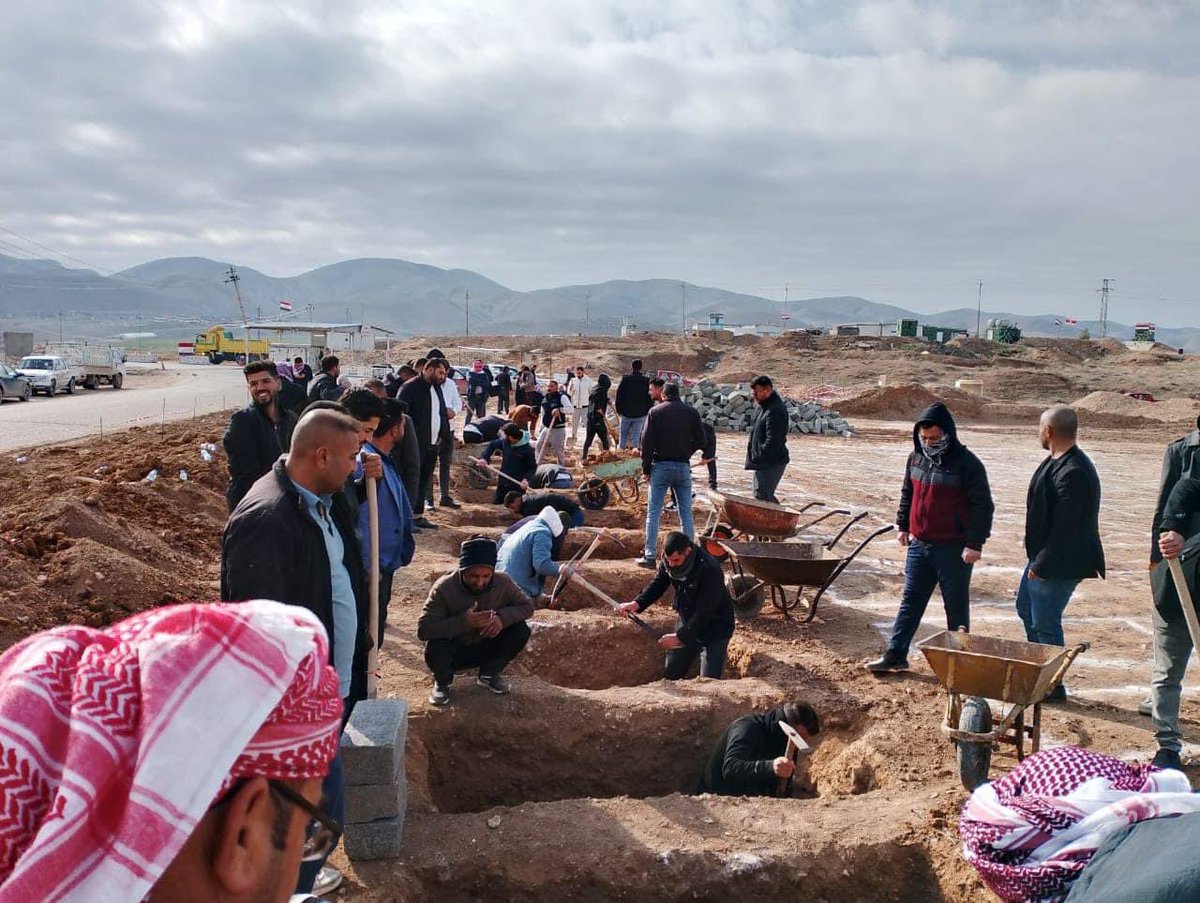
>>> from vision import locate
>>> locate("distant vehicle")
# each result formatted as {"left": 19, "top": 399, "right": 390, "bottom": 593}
{"left": 44, "top": 342, "right": 126, "bottom": 389}
{"left": 0, "top": 363, "right": 31, "bottom": 402}
{"left": 1127, "top": 392, "right": 1158, "bottom": 402}
{"left": 652, "top": 369, "right": 697, "bottom": 388}
{"left": 193, "top": 326, "right": 271, "bottom": 364}
{"left": 16, "top": 355, "right": 83, "bottom": 396}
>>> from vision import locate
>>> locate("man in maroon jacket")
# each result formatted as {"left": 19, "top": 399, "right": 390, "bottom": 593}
{"left": 866, "top": 402, "right": 995, "bottom": 673}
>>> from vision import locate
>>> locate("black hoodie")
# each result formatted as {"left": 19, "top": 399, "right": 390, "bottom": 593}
{"left": 896, "top": 402, "right": 994, "bottom": 549}
{"left": 699, "top": 707, "right": 793, "bottom": 797}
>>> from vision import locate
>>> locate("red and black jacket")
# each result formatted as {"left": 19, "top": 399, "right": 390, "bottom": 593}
{"left": 896, "top": 402, "right": 994, "bottom": 550}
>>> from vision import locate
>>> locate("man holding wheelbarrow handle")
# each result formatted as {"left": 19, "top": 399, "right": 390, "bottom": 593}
{"left": 619, "top": 531, "right": 735, "bottom": 680}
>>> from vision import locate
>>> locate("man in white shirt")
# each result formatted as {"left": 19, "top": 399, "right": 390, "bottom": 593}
{"left": 568, "top": 364, "right": 593, "bottom": 447}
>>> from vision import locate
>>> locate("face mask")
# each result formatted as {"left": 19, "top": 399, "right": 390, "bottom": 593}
{"left": 920, "top": 438, "right": 949, "bottom": 459}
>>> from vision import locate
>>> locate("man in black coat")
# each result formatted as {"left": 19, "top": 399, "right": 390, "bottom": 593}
{"left": 1018, "top": 407, "right": 1104, "bottom": 679}
{"left": 222, "top": 360, "right": 299, "bottom": 511}
{"left": 744, "top": 374, "right": 790, "bottom": 503}
{"left": 614, "top": 359, "right": 651, "bottom": 449}
{"left": 308, "top": 354, "right": 343, "bottom": 403}
{"left": 620, "top": 532, "right": 736, "bottom": 679}
{"left": 220, "top": 408, "right": 369, "bottom": 895}
{"left": 397, "top": 358, "right": 450, "bottom": 529}
{"left": 699, "top": 702, "right": 821, "bottom": 797}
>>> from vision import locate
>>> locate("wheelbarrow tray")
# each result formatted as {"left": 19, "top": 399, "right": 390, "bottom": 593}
{"left": 721, "top": 541, "right": 839, "bottom": 587}
{"left": 587, "top": 456, "right": 643, "bottom": 479}
{"left": 918, "top": 631, "right": 1076, "bottom": 707}
{"left": 710, "top": 491, "right": 801, "bottom": 538}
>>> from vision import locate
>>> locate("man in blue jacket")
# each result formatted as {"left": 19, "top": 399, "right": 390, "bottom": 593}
{"left": 356, "top": 398, "right": 416, "bottom": 647}
{"left": 496, "top": 507, "right": 576, "bottom": 602}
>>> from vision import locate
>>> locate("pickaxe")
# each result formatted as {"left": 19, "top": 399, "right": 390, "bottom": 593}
{"left": 777, "top": 721, "right": 811, "bottom": 797}
{"left": 549, "top": 540, "right": 660, "bottom": 638}
{"left": 548, "top": 531, "right": 612, "bottom": 609}
{"left": 1166, "top": 555, "right": 1200, "bottom": 653}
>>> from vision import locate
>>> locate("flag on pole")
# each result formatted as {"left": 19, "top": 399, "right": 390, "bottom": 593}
{"left": 1064, "top": 317, "right": 1077, "bottom": 325}
{"left": 278, "top": 300, "right": 293, "bottom": 312}
{"left": 780, "top": 314, "right": 791, "bottom": 320}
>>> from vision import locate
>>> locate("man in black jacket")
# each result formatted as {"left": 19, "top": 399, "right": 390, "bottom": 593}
{"left": 699, "top": 702, "right": 821, "bottom": 797}
{"left": 478, "top": 423, "right": 538, "bottom": 504}
{"left": 222, "top": 360, "right": 299, "bottom": 511}
{"left": 397, "top": 358, "right": 450, "bottom": 529}
{"left": 308, "top": 354, "right": 343, "bottom": 403}
{"left": 1017, "top": 407, "right": 1104, "bottom": 697}
{"left": 503, "top": 489, "right": 585, "bottom": 528}
{"left": 745, "top": 375, "right": 790, "bottom": 503}
{"left": 620, "top": 532, "right": 736, "bottom": 679}
{"left": 615, "top": 359, "right": 651, "bottom": 449}
{"left": 220, "top": 408, "right": 368, "bottom": 896}
{"left": 638, "top": 382, "right": 706, "bottom": 566}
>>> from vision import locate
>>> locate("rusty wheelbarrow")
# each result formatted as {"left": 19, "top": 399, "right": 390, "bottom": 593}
{"left": 917, "top": 630, "right": 1089, "bottom": 791}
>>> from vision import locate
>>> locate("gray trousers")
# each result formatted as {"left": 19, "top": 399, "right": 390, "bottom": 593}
{"left": 536, "top": 426, "right": 567, "bottom": 465}
{"left": 1151, "top": 570, "right": 1194, "bottom": 753}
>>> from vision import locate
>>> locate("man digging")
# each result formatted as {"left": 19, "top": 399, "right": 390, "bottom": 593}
{"left": 700, "top": 702, "right": 821, "bottom": 797}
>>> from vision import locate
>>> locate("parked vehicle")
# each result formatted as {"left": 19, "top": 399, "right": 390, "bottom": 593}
{"left": 652, "top": 369, "right": 697, "bottom": 388}
{"left": 45, "top": 343, "right": 126, "bottom": 389}
{"left": 193, "top": 326, "right": 270, "bottom": 364}
{"left": 1127, "top": 391, "right": 1158, "bottom": 402}
{"left": 16, "top": 355, "right": 84, "bottom": 396}
{"left": 0, "top": 363, "right": 31, "bottom": 402}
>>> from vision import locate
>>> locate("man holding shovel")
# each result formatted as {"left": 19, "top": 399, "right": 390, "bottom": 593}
{"left": 478, "top": 422, "right": 538, "bottom": 504}
{"left": 1148, "top": 476, "right": 1200, "bottom": 771}
{"left": 699, "top": 702, "right": 821, "bottom": 797}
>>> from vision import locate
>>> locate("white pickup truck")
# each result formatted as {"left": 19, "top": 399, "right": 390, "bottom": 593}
{"left": 16, "top": 355, "right": 84, "bottom": 396}
{"left": 44, "top": 343, "right": 126, "bottom": 390}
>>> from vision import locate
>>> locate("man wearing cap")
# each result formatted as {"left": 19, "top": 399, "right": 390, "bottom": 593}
{"left": 619, "top": 531, "right": 737, "bottom": 680}
{"left": 0, "top": 600, "right": 342, "bottom": 903}
{"left": 417, "top": 538, "right": 536, "bottom": 706}
{"left": 496, "top": 507, "right": 577, "bottom": 602}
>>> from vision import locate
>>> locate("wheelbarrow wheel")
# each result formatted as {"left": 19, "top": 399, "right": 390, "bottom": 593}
{"left": 578, "top": 479, "right": 612, "bottom": 510}
{"left": 957, "top": 696, "right": 993, "bottom": 792}
{"left": 728, "top": 574, "right": 766, "bottom": 621}
{"left": 702, "top": 523, "right": 734, "bottom": 561}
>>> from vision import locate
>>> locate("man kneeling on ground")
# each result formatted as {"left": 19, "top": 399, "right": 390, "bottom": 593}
{"left": 619, "top": 531, "right": 736, "bottom": 679}
{"left": 417, "top": 537, "right": 534, "bottom": 706}
{"left": 700, "top": 702, "right": 821, "bottom": 797}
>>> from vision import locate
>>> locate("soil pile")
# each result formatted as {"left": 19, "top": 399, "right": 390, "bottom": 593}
{"left": 1074, "top": 391, "right": 1199, "bottom": 423}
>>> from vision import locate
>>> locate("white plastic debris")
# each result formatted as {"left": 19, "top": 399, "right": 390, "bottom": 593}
{"left": 14, "top": 456, "right": 28, "bottom": 464}
{"left": 143, "top": 469, "right": 159, "bottom": 483}
{"left": 178, "top": 470, "right": 189, "bottom": 481}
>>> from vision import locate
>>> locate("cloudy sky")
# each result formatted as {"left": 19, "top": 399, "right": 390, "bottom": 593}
{"left": 1, "top": 0, "right": 1197, "bottom": 322}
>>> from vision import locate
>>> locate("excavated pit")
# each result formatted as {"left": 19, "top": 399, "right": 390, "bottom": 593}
{"left": 511, "top": 613, "right": 671, "bottom": 688}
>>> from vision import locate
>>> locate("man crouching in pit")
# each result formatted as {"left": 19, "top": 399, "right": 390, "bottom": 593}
{"left": 619, "top": 531, "right": 736, "bottom": 679}
{"left": 417, "top": 537, "right": 534, "bottom": 707}
{"left": 700, "top": 702, "right": 821, "bottom": 797}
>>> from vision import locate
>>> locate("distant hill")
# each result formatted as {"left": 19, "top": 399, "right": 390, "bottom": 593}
{"left": 1, "top": 253, "right": 1197, "bottom": 350}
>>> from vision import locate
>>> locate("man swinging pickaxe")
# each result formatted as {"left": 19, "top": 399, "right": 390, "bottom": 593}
{"left": 549, "top": 530, "right": 660, "bottom": 638}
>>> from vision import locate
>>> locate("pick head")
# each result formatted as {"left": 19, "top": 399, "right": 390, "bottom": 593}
{"left": 779, "top": 720, "right": 810, "bottom": 752}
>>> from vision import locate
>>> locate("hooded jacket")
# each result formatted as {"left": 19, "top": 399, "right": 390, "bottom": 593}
{"left": 615, "top": 369, "right": 651, "bottom": 419}
{"left": 896, "top": 402, "right": 994, "bottom": 549}
{"left": 482, "top": 431, "right": 538, "bottom": 501}
{"left": 1150, "top": 417, "right": 1200, "bottom": 563}
{"left": 700, "top": 707, "right": 794, "bottom": 797}
{"left": 495, "top": 508, "right": 566, "bottom": 598}
{"left": 633, "top": 543, "right": 735, "bottom": 645}
{"left": 588, "top": 375, "right": 612, "bottom": 420}
{"left": 745, "top": 390, "right": 790, "bottom": 470}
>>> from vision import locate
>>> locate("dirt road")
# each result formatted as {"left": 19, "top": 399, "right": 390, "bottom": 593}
{"left": 0, "top": 362, "right": 247, "bottom": 451}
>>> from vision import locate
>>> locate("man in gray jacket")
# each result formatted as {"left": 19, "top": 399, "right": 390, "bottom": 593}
{"left": 417, "top": 537, "right": 534, "bottom": 706}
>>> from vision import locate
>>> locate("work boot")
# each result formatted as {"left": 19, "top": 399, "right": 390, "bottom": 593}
{"left": 440, "top": 497, "right": 462, "bottom": 509}
{"left": 429, "top": 682, "right": 451, "bottom": 706}
{"left": 477, "top": 673, "right": 511, "bottom": 695}
{"left": 1138, "top": 696, "right": 1153, "bottom": 716}
{"left": 1151, "top": 747, "right": 1184, "bottom": 772}
{"left": 636, "top": 556, "right": 657, "bottom": 570}
{"left": 413, "top": 517, "right": 438, "bottom": 530}
{"left": 864, "top": 652, "right": 909, "bottom": 673}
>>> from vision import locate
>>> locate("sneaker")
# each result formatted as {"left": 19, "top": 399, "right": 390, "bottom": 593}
{"left": 477, "top": 673, "right": 511, "bottom": 695}
{"left": 1151, "top": 747, "right": 1184, "bottom": 771}
{"left": 1138, "top": 696, "right": 1153, "bottom": 717}
{"left": 413, "top": 516, "right": 438, "bottom": 530}
{"left": 636, "top": 557, "right": 657, "bottom": 570}
{"left": 313, "top": 865, "right": 343, "bottom": 896}
{"left": 440, "top": 498, "right": 462, "bottom": 509}
{"left": 864, "top": 653, "right": 910, "bottom": 673}
{"left": 429, "top": 682, "right": 451, "bottom": 706}
{"left": 1044, "top": 684, "right": 1068, "bottom": 703}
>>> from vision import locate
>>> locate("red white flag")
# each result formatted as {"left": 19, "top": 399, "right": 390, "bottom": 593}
{"left": 278, "top": 300, "right": 293, "bottom": 312}
{"left": 1064, "top": 317, "right": 1077, "bottom": 325}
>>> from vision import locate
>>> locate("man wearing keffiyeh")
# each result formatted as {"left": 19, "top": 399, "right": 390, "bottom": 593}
{"left": 0, "top": 600, "right": 342, "bottom": 903}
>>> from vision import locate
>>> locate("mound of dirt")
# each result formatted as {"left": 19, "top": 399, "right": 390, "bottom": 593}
{"left": 834, "top": 383, "right": 990, "bottom": 420}
{"left": 1074, "top": 391, "right": 1199, "bottom": 423}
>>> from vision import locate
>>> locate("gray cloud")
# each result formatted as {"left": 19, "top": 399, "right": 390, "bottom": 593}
{"left": 0, "top": 0, "right": 1197, "bottom": 324}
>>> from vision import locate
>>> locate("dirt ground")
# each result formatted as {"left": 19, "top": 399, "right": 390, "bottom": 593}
{"left": 1, "top": 334, "right": 1198, "bottom": 902}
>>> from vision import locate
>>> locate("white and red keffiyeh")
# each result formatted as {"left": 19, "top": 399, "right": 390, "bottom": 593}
{"left": 0, "top": 600, "right": 342, "bottom": 903}
{"left": 960, "top": 745, "right": 1200, "bottom": 902}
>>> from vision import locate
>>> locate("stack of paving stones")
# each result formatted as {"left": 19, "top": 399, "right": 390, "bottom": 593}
{"left": 683, "top": 380, "right": 854, "bottom": 437}
{"left": 341, "top": 698, "right": 408, "bottom": 860}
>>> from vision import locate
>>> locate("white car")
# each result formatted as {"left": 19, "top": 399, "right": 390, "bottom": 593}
{"left": 16, "top": 355, "right": 83, "bottom": 396}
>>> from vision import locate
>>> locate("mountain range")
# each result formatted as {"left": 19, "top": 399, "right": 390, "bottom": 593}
{"left": 1, "top": 253, "right": 1196, "bottom": 351}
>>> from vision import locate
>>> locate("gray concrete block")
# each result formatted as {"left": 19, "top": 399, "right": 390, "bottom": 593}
{"left": 344, "top": 811, "right": 406, "bottom": 860}
{"left": 341, "top": 699, "right": 408, "bottom": 786}
{"left": 346, "top": 774, "right": 407, "bottom": 824}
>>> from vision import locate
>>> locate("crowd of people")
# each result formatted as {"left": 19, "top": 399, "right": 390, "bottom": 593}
{"left": 1, "top": 345, "right": 1198, "bottom": 901}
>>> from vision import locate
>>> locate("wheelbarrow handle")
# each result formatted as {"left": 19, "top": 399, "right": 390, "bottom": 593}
{"left": 824, "top": 510, "right": 870, "bottom": 550}
{"left": 1046, "top": 642, "right": 1091, "bottom": 691}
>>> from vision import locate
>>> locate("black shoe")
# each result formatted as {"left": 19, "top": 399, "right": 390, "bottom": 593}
{"left": 413, "top": 516, "right": 438, "bottom": 529}
{"left": 429, "top": 682, "right": 451, "bottom": 706}
{"left": 477, "top": 673, "right": 510, "bottom": 695}
{"left": 865, "top": 653, "right": 909, "bottom": 673}
{"left": 440, "top": 498, "right": 462, "bottom": 509}
{"left": 1151, "top": 748, "right": 1184, "bottom": 771}
{"left": 1044, "top": 684, "right": 1068, "bottom": 703}
{"left": 636, "top": 557, "right": 657, "bottom": 570}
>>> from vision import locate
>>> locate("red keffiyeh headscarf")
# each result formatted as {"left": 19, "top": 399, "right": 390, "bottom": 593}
{"left": 0, "top": 600, "right": 342, "bottom": 903}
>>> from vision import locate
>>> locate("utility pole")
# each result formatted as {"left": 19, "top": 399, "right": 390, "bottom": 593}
{"left": 58, "top": 311, "right": 63, "bottom": 343}
{"left": 465, "top": 290, "right": 470, "bottom": 336}
{"left": 976, "top": 280, "right": 983, "bottom": 338}
{"left": 681, "top": 283, "right": 687, "bottom": 336}
{"left": 782, "top": 283, "right": 789, "bottom": 327}
{"left": 1097, "top": 278, "right": 1113, "bottom": 338}
{"left": 224, "top": 266, "right": 250, "bottom": 362}
{"left": 584, "top": 289, "right": 590, "bottom": 335}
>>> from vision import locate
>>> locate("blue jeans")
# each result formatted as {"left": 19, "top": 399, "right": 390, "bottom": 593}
{"left": 619, "top": 416, "right": 647, "bottom": 450}
{"left": 295, "top": 749, "right": 345, "bottom": 893}
{"left": 645, "top": 461, "right": 693, "bottom": 559}
{"left": 886, "top": 540, "right": 973, "bottom": 658}
{"left": 1014, "top": 563, "right": 1079, "bottom": 647}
